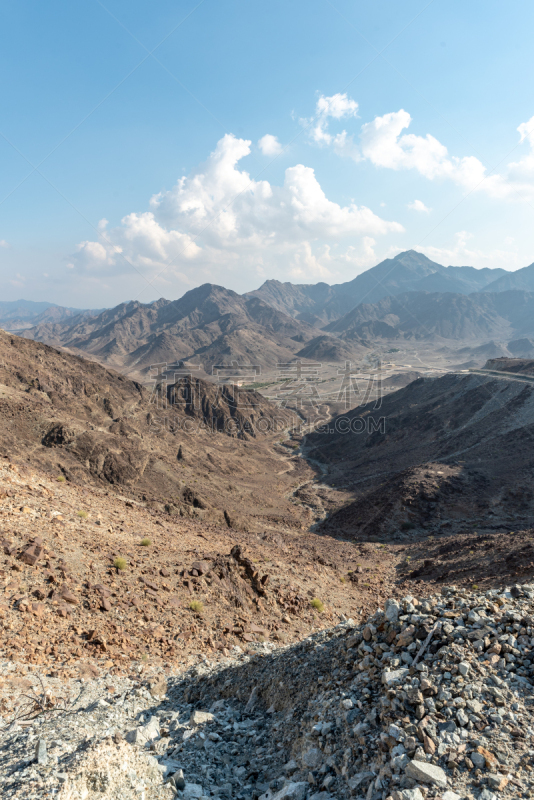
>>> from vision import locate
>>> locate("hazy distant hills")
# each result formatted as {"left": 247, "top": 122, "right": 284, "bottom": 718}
{"left": 482, "top": 260, "right": 534, "bottom": 292}
{"left": 0, "top": 299, "right": 60, "bottom": 321}
{"left": 17, "top": 249, "right": 534, "bottom": 370}
{"left": 0, "top": 299, "right": 103, "bottom": 331}
{"left": 247, "top": 250, "right": 507, "bottom": 324}
{"left": 323, "top": 289, "right": 534, "bottom": 341}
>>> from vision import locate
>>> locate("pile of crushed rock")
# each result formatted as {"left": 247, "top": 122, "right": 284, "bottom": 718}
{"left": 2, "top": 583, "right": 534, "bottom": 800}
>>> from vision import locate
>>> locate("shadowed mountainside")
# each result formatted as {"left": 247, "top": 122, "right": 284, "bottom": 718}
{"left": 303, "top": 370, "right": 534, "bottom": 540}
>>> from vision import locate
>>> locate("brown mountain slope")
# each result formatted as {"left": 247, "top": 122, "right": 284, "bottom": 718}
{"left": 23, "top": 285, "right": 318, "bottom": 375}
{"left": 0, "top": 329, "right": 311, "bottom": 534}
{"left": 295, "top": 333, "right": 369, "bottom": 362}
{"left": 0, "top": 454, "right": 404, "bottom": 674}
{"left": 2, "top": 335, "right": 534, "bottom": 685}
{"left": 303, "top": 371, "right": 534, "bottom": 540}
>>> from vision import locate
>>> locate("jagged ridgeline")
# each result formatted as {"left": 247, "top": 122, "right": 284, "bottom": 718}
{"left": 0, "top": 329, "right": 300, "bottom": 529}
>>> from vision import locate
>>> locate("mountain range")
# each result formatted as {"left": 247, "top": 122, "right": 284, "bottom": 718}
{"left": 14, "top": 249, "right": 534, "bottom": 370}
{"left": 247, "top": 250, "right": 509, "bottom": 324}
{"left": 0, "top": 299, "right": 103, "bottom": 331}
{"left": 324, "top": 288, "right": 534, "bottom": 341}
{"left": 21, "top": 285, "right": 340, "bottom": 374}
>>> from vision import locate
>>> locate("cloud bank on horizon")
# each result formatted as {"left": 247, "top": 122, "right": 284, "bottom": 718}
{"left": 70, "top": 92, "right": 534, "bottom": 292}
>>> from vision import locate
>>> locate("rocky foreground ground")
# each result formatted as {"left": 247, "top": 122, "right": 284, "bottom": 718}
{"left": 1, "top": 581, "right": 534, "bottom": 800}
{"left": 2, "top": 329, "right": 534, "bottom": 799}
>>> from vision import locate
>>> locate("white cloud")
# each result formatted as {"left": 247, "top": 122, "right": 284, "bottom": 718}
{"left": 338, "top": 236, "right": 379, "bottom": 270}
{"left": 70, "top": 133, "right": 402, "bottom": 284}
{"left": 362, "top": 111, "right": 534, "bottom": 200}
{"left": 0, "top": 240, "right": 9, "bottom": 248}
{"left": 359, "top": 109, "right": 487, "bottom": 190}
{"left": 408, "top": 199, "right": 432, "bottom": 213}
{"left": 518, "top": 115, "right": 534, "bottom": 147}
{"left": 258, "top": 134, "right": 283, "bottom": 156}
{"left": 306, "top": 93, "right": 359, "bottom": 149}
{"left": 316, "top": 93, "right": 358, "bottom": 120}
{"left": 305, "top": 94, "right": 534, "bottom": 201}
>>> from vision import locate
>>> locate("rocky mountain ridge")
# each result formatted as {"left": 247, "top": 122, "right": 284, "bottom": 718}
{"left": 0, "top": 328, "right": 312, "bottom": 533}
{"left": 21, "top": 285, "right": 328, "bottom": 373}
{"left": 17, "top": 251, "right": 530, "bottom": 373}
{"left": 323, "top": 290, "right": 534, "bottom": 342}
{"left": 247, "top": 251, "right": 508, "bottom": 325}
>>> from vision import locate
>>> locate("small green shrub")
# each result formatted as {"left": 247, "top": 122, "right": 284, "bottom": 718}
{"left": 77, "top": 510, "right": 88, "bottom": 519}
{"left": 56, "top": 475, "right": 66, "bottom": 483}
{"left": 140, "top": 537, "right": 151, "bottom": 546}
{"left": 189, "top": 600, "right": 204, "bottom": 613}
{"left": 311, "top": 598, "right": 324, "bottom": 612}
{"left": 114, "top": 557, "right": 127, "bottom": 571}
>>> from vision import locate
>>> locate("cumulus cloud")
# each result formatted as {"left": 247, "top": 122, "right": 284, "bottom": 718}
{"left": 408, "top": 199, "right": 432, "bottom": 213}
{"left": 360, "top": 110, "right": 534, "bottom": 200}
{"left": 305, "top": 94, "right": 534, "bottom": 201}
{"left": 69, "top": 133, "right": 402, "bottom": 285}
{"left": 306, "top": 93, "right": 359, "bottom": 154}
{"left": 356, "top": 109, "right": 489, "bottom": 192}
{"left": 258, "top": 134, "right": 283, "bottom": 156}
{"left": 518, "top": 115, "right": 534, "bottom": 146}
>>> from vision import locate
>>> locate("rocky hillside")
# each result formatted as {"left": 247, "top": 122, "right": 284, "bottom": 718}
{"left": 2, "top": 580, "right": 534, "bottom": 800}
{"left": 22, "top": 285, "right": 320, "bottom": 374}
{"left": 303, "top": 371, "right": 534, "bottom": 540}
{"left": 483, "top": 357, "right": 534, "bottom": 375}
{"left": 0, "top": 326, "right": 533, "bottom": 800}
{"left": 0, "top": 329, "right": 311, "bottom": 532}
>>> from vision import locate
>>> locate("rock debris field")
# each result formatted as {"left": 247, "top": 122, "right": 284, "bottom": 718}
{"left": 2, "top": 583, "right": 534, "bottom": 800}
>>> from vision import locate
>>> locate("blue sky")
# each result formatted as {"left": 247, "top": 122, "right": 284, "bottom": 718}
{"left": 1, "top": 0, "right": 534, "bottom": 307}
